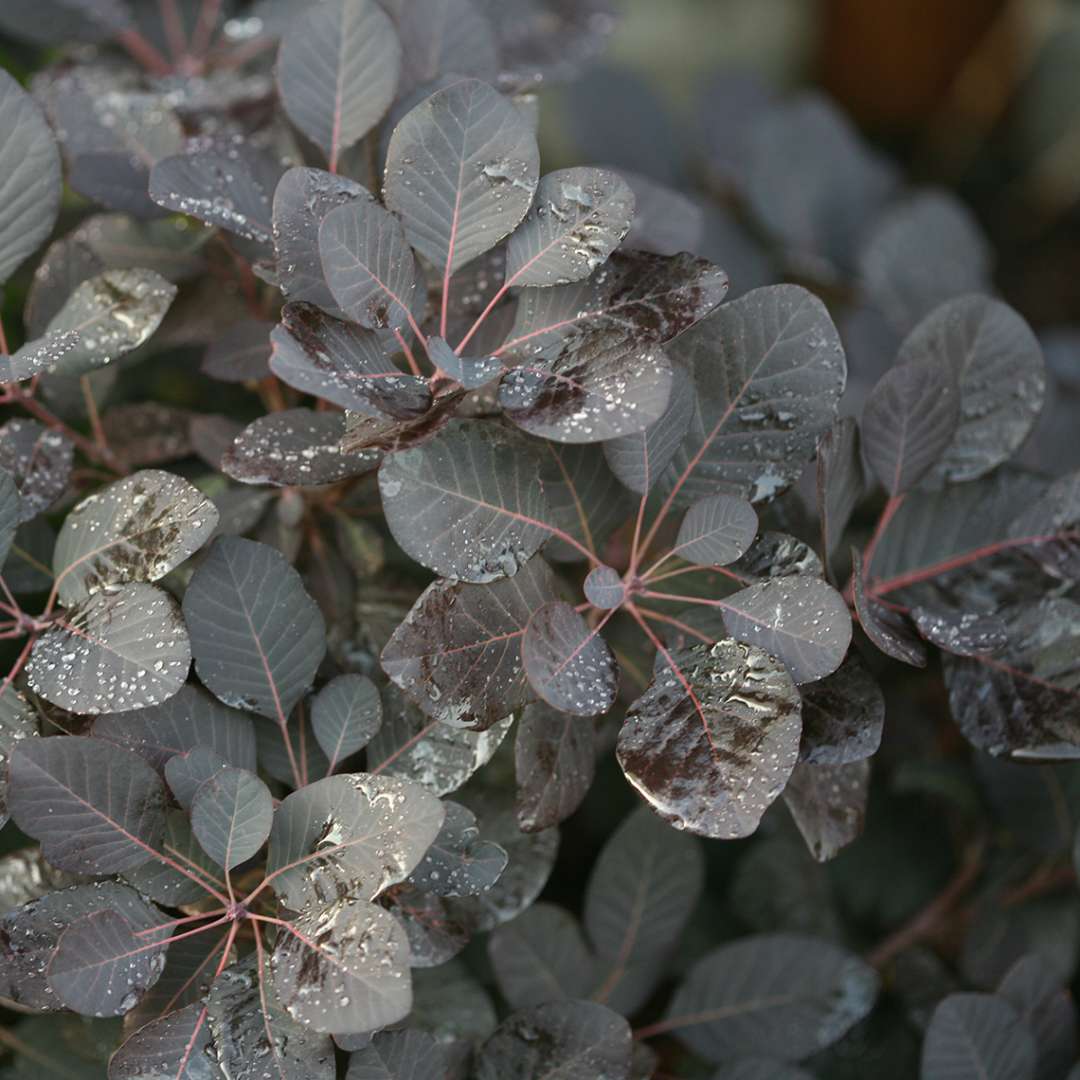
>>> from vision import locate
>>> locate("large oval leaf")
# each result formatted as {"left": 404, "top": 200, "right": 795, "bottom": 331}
{"left": 53, "top": 469, "right": 218, "bottom": 607}
{"left": 311, "top": 674, "right": 383, "bottom": 771}
{"left": 28, "top": 582, "right": 191, "bottom": 713}
{"left": 183, "top": 536, "right": 326, "bottom": 720}
{"left": 673, "top": 494, "right": 758, "bottom": 567}
{"left": 0, "top": 68, "right": 61, "bottom": 285}
{"left": 384, "top": 78, "right": 540, "bottom": 274}
{"left": 191, "top": 767, "right": 273, "bottom": 870}
{"left": 514, "top": 702, "right": 595, "bottom": 832}
{"left": 921, "top": 993, "right": 1037, "bottom": 1080}
{"left": 277, "top": 0, "right": 401, "bottom": 169}
{"left": 6, "top": 736, "right": 166, "bottom": 874}
{"left": 616, "top": 639, "right": 801, "bottom": 839}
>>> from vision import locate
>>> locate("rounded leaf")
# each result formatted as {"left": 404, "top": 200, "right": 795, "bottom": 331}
{"left": 673, "top": 494, "right": 758, "bottom": 567}
{"left": 191, "top": 767, "right": 273, "bottom": 870}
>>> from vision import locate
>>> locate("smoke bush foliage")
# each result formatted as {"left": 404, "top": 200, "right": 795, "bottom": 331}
{"left": 0, "top": 2, "right": 1077, "bottom": 1078}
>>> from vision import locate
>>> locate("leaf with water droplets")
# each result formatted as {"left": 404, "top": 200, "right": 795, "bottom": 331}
{"left": 0, "top": 68, "right": 61, "bottom": 286}
{"left": 673, "top": 494, "right": 758, "bottom": 567}
{"left": 223, "top": 408, "right": 379, "bottom": 487}
{"left": 861, "top": 356, "right": 961, "bottom": 495}
{"left": 6, "top": 736, "right": 166, "bottom": 874}
{"left": 0, "top": 330, "right": 81, "bottom": 383}
{"left": 365, "top": 685, "right": 514, "bottom": 796}
{"left": 52, "top": 469, "right": 218, "bottom": 607}
{"left": 270, "top": 303, "right": 431, "bottom": 418}
{"left": 799, "top": 651, "right": 884, "bottom": 765}
{"left": 0, "top": 469, "right": 18, "bottom": 567}
{"left": 273, "top": 166, "right": 372, "bottom": 312}
{"left": 659, "top": 284, "right": 846, "bottom": 505}
{"left": 378, "top": 419, "right": 551, "bottom": 582}
{"left": 500, "top": 328, "right": 672, "bottom": 444}
{"left": 0, "top": 686, "right": 36, "bottom": 831}
{"left": 28, "top": 582, "right": 191, "bottom": 714}
{"left": 48, "top": 909, "right": 168, "bottom": 1018}
{"left": 585, "top": 806, "right": 705, "bottom": 1014}
{"left": 730, "top": 531, "right": 824, "bottom": 581}
{"left": 505, "top": 167, "right": 635, "bottom": 288}
{"left": 150, "top": 141, "right": 283, "bottom": 245}
{"left": 342, "top": 388, "right": 465, "bottom": 455}
{"left": 44, "top": 268, "right": 177, "bottom": 377}
{"left": 311, "top": 674, "right": 383, "bottom": 771}
{"left": 190, "top": 767, "right": 273, "bottom": 870}
{"left": 426, "top": 335, "right": 503, "bottom": 389}
{"left": 896, "top": 295, "right": 1045, "bottom": 485}
{"left": 616, "top": 639, "right": 802, "bottom": 839}
{"left": 474, "top": 1000, "right": 633, "bottom": 1080}
{"left": 277, "top": 0, "right": 400, "bottom": 166}
{"left": 942, "top": 597, "right": 1080, "bottom": 760}
{"left": 183, "top": 536, "right": 326, "bottom": 721}
{"left": 0, "top": 420, "right": 73, "bottom": 523}
{"left": 911, "top": 607, "right": 1008, "bottom": 656}
{"left": 408, "top": 800, "right": 507, "bottom": 897}
{"left": 851, "top": 549, "right": 928, "bottom": 667}
{"left": 384, "top": 78, "right": 540, "bottom": 275}
{"left": 522, "top": 601, "right": 618, "bottom": 716}
{"left": 345, "top": 1028, "right": 449, "bottom": 1080}
{"left": 320, "top": 197, "right": 422, "bottom": 333}
{"left": 91, "top": 683, "right": 256, "bottom": 773}
{"left": 663, "top": 934, "right": 879, "bottom": 1062}
{"left": 514, "top": 701, "right": 595, "bottom": 831}
{"left": 499, "top": 251, "right": 729, "bottom": 364}
{"left": 921, "top": 993, "right": 1037, "bottom": 1080}
{"left": 381, "top": 554, "right": 557, "bottom": 728}
{"left": 783, "top": 759, "right": 871, "bottom": 862}
{"left": 266, "top": 772, "right": 444, "bottom": 911}
{"left": 1006, "top": 469, "right": 1080, "bottom": 582}
{"left": 109, "top": 1001, "right": 220, "bottom": 1080}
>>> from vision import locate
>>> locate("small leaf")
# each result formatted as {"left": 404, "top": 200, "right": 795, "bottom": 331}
{"left": 408, "top": 800, "right": 507, "bottom": 897}
{"left": 673, "top": 494, "right": 758, "bottom": 567}
{"left": 384, "top": 78, "right": 540, "bottom": 274}
{"left": 378, "top": 419, "right": 551, "bottom": 583}
{"left": 522, "top": 600, "right": 618, "bottom": 717}
{"left": 783, "top": 759, "right": 871, "bottom": 862}
{"left": 191, "top": 767, "right": 273, "bottom": 869}
{"left": 164, "top": 746, "right": 230, "bottom": 811}
{"left": 270, "top": 303, "right": 431, "bottom": 418}
{"left": 0, "top": 420, "right": 73, "bottom": 523}
{"left": 514, "top": 701, "right": 595, "bottom": 832}
{"left": 616, "top": 639, "right": 802, "bottom": 839}
{"left": 27, "top": 583, "right": 191, "bottom": 714}
{"left": 312, "top": 674, "right": 383, "bottom": 770}
{"left": 0, "top": 68, "right": 62, "bottom": 286}
{"left": 320, "top": 197, "right": 421, "bottom": 332}
{"left": 921, "top": 993, "right": 1037, "bottom": 1080}
{"left": 381, "top": 555, "right": 557, "bottom": 728}
{"left": 52, "top": 468, "right": 218, "bottom": 607}
{"left": 426, "top": 336, "right": 503, "bottom": 389}
{"left": 6, "top": 736, "right": 166, "bottom": 874}
{"left": 277, "top": 0, "right": 400, "bottom": 166}
{"left": 505, "top": 167, "right": 635, "bottom": 287}
{"left": 475, "top": 1000, "right": 632, "bottom": 1080}
{"left": 664, "top": 934, "right": 879, "bottom": 1062}
{"left": 862, "top": 356, "right": 961, "bottom": 495}
{"left": 583, "top": 565, "right": 624, "bottom": 609}
{"left": 184, "top": 536, "right": 326, "bottom": 720}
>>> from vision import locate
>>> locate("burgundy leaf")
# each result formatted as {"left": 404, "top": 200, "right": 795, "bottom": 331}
{"left": 851, "top": 549, "right": 928, "bottom": 667}
{"left": 514, "top": 702, "right": 595, "bottom": 832}
{"left": 583, "top": 565, "right": 625, "bottom": 609}
{"left": 672, "top": 494, "right": 758, "bottom": 568}
{"left": 782, "top": 759, "right": 871, "bottom": 862}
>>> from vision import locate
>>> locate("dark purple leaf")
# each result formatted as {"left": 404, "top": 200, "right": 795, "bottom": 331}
{"left": 319, "top": 197, "right": 422, "bottom": 332}
{"left": 385, "top": 0, "right": 499, "bottom": 92}
{"left": 6, "top": 736, "right": 165, "bottom": 874}
{"left": 1007, "top": 470, "right": 1080, "bottom": 581}
{"left": 202, "top": 320, "right": 273, "bottom": 383}
{"left": 0, "top": 470, "right": 21, "bottom": 567}
{"left": 183, "top": 536, "right": 326, "bottom": 720}
{"left": 0, "top": 687, "right": 36, "bottom": 831}
{"left": 346, "top": 1029, "right": 449, "bottom": 1080}
{"left": 911, "top": 607, "right": 1008, "bottom": 656}
{"left": 896, "top": 295, "right": 1045, "bottom": 485}
{"left": 27, "top": 582, "right": 192, "bottom": 713}
{"left": 342, "top": 387, "right": 465, "bottom": 454}
{"left": 661, "top": 285, "right": 847, "bottom": 505}
{"left": 861, "top": 356, "right": 961, "bottom": 495}
{"left": 505, "top": 167, "right": 634, "bottom": 287}
{"left": 851, "top": 549, "right": 928, "bottom": 667}
{"left": 0, "top": 69, "right": 62, "bottom": 285}
{"left": 408, "top": 800, "right": 507, "bottom": 897}
{"left": 92, "top": 683, "right": 257, "bottom": 774}
{"left": 223, "top": 408, "right": 379, "bottom": 487}
{"left": 522, "top": 600, "right": 618, "bottom": 716}
{"left": 381, "top": 554, "right": 557, "bottom": 728}
{"left": 943, "top": 598, "right": 1080, "bottom": 760}
{"left": 499, "top": 329, "right": 672, "bottom": 444}
{"left": 672, "top": 494, "right": 758, "bottom": 567}
{"left": 730, "top": 531, "right": 824, "bottom": 581}
{"left": 783, "top": 759, "right": 871, "bottom": 862}
{"left": 799, "top": 651, "right": 884, "bottom": 765}
{"left": 664, "top": 934, "right": 879, "bottom": 1062}
{"left": 378, "top": 419, "right": 551, "bottom": 582}
{"left": 816, "top": 417, "right": 864, "bottom": 569}
{"left": 514, "top": 701, "right": 595, "bottom": 831}
{"left": 311, "top": 674, "right": 383, "bottom": 770}
{"left": 270, "top": 303, "right": 431, "bottom": 418}
{"left": 620, "top": 171, "right": 704, "bottom": 256}
{"left": 1, "top": 330, "right": 81, "bottom": 383}
{"left": 277, "top": 0, "right": 400, "bottom": 166}
{"left": 257, "top": 708, "right": 331, "bottom": 787}
{"left": 51, "top": 468, "right": 218, "bottom": 607}
{"left": 583, "top": 565, "right": 624, "bottom": 610}
{"left": 110, "top": 1001, "right": 219, "bottom": 1080}
{"left": 123, "top": 807, "right": 225, "bottom": 905}
{"left": 384, "top": 78, "right": 539, "bottom": 275}
{"left": 382, "top": 881, "right": 476, "bottom": 968}
{"left": 475, "top": 1000, "right": 632, "bottom": 1080}
{"left": 191, "top": 767, "right": 273, "bottom": 869}
{"left": 0, "top": 420, "right": 73, "bottom": 522}
{"left": 165, "top": 746, "right": 230, "bottom": 811}
{"left": 498, "top": 251, "right": 728, "bottom": 363}
{"left": 616, "top": 639, "right": 802, "bottom": 839}
{"left": 102, "top": 404, "right": 194, "bottom": 467}
{"left": 426, "top": 335, "right": 504, "bottom": 389}
{"left": 921, "top": 993, "right": 1037, "bottom": 1080}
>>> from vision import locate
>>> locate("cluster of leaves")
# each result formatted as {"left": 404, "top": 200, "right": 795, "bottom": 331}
{"left": 0, "top": 2, "right": 1077, "bottom": 1078}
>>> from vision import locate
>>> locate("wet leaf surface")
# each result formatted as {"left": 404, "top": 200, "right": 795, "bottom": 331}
{"left": 514, "top": 701, "right": 595, "bottom": 831}
{"left": 852, "top": 550, "right": 928, "bottom": 667}
{"left": 0, "top": 420, "right": 74, "bottom": 523}
{"left": 616, "top": 639, "right": 802, "bottom": 839}
{"left": 407, "top": 800, "right": 507, "bottom": 897}
{"left": 799, "top": 651, "right": 885, "bottom": 765}
{"left": 911, "top": 607, "right": 1008, "bottom": 657}
{"left": 110, "top": 1001, "right": 222, "bottom": 1079}
{"left": 191, "top": 767, "right": 273, "bottom": 870}
{"left": 783, "top": 759, "right": 871, "bottom": 862}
